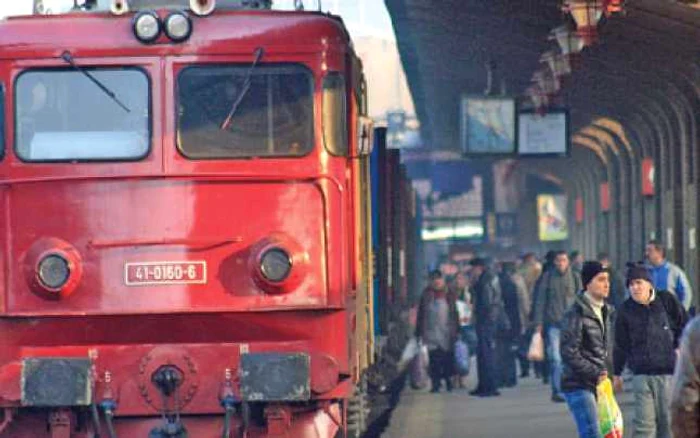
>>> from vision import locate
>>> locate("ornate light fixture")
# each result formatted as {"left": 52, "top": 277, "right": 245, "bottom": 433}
{"left": 540, "top": 51, "right": 572, "bottom": 78}
{"left": 550, "top": 25, "right": 585, "bottom": 58}
{"left": 604, "top": 0, "right": 624, "bottom": 16}
{"left": 563, "top": 0, "right": 604, "bottom": 46}
{"left": 532, "top": 69, "right": 560, "bottom": 96}
{"left": 526, "top": 85, "right": 550, "bottom": 112}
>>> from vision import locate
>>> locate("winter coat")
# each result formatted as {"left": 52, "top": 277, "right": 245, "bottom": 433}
{"left": 415, "top": 286, "right": 459, "bottom": 347}
{"left": 613, "top": 290, "right": 688, "bottom": 376}
{"left": 472, "top": 270, "right": 505, "bottom": 332}
{"left": 499, "top": 273, "right": 522, "bottom": 338}
{"left": 513, "top": 273, "right": 531, "bottom": 334}
{"left": 533, "top": 268, "right": 582, "bottom": 326}
{"left": 560, "top": 292, "right": 615, "bottom": 394}
{"left": 671, "top": 316, "right": 700, "bottom": 438}
{"left": 649, "top": 261, "right": 693, "bottom": 310}
{"left": 519, "top": 261, "right": 542, "bottom": 299}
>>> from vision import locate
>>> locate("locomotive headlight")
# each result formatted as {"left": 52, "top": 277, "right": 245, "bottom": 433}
{"left": 133, "top": 11, "right": 161, "bottom": 44}
{"left": 260, "top": 248, "right": 292, "bottom": 283}
{"left": 37, "top": 254, "right": 70, "bottom": 290}
{"left": 164, "top": 12, "right": 192, "bottom": 43}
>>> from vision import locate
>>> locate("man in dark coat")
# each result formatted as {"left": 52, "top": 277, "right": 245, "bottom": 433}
{"left": 469, "top": 258, "right": 504, "bottom": 397}
{"left": 416, "top": 270, "right": 459, "bottom": 393}
{"left": 531, "top": 250, "right": 556, "bottom": 382}
{"left": 561, "top": 261, "right": 614, "bottom": 438}
{"left": 613, "top": 263, "right": 688, "bottom": 437}
{"left": 498, "top": 262, "right": 521, "bottom": 388}
{"left": 533, "top": 250, "right": 582, "bottom": 402}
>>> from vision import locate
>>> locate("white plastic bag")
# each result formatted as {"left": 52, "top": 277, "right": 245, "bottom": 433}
{"left": 527, "top": 331, "right": 545, "bottom": 362}
{"left": 454, "top": 339, "right": 470, "bottom": 375}
{"left": 410, "top": 343, "right": 430, "bottom": 389}
{"left": 398, "top": 338, "right": 419, "bottom": 371}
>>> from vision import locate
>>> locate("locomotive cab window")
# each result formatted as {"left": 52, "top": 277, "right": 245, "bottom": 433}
{"left": 177, "top": 64, "right": 313, "bottom": 159}
{"left": 14, "top": 68, "right": 150, "bottom": 162}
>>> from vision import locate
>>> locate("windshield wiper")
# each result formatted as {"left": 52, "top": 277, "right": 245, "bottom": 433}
{"left": 220, "top": 47, "right": 265, "bottom": 130}
{"left": 60, "top": 51, "right": 131, "bottom": 113}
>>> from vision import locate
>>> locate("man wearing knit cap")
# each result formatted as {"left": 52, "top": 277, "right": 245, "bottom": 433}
{"left": 560, "top": 261, "right": 614, "bottom": 438}
{"left": 614, "top": 263, "right": 687, "bottom": 438}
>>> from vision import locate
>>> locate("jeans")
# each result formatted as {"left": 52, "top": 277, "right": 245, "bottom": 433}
{"left": 546, "top": 325, "right": 563, "bottom": 397}
{"left": 632, "top": 375, "right": 672, "bottom": 438}
{"left": 564, "top": 389, "right": 602, "bottom": 438}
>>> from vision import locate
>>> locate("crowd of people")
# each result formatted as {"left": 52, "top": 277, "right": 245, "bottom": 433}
{"left": 413, "top": 240, "right": 700, "bottom": 438}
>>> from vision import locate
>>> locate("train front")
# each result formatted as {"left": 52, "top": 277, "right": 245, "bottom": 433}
{"left": 0, "top": 2, "right": 371, "bottom": 437}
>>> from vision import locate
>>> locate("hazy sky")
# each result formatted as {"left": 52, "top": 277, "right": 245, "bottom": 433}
{"left": 0, "top": 0, "right": 397, "bottom": 40}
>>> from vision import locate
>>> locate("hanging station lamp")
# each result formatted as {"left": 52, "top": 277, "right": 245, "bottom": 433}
{"left": 526, "top": 85, "right": 550, "bottom": 113}
{"left": 550, "top": 25, "right": 585, "bottom": 59}
{"left": 563, "top": 0, "right": 604, "bottom": 46}
{"left": 532, "top": 69, "right": 560, "bottom": 96}
{"left": 604, "top": 0, "right": 624, "bottom": 16}
{"left": 541, "top": 50, "right": 572, "bottom": 79}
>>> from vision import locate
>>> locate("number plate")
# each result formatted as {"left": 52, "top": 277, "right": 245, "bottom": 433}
{"left": 125, "top": 261, "right": 207, "bottom": 286}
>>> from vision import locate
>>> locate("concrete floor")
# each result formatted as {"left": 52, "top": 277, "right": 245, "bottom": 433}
{"left": 381, "top": 364, "right": 636, "bottom": 438}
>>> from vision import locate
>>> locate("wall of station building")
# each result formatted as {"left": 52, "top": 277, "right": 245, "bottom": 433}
{"left": 518, "top": 117, "right": 700, "bottom": 309}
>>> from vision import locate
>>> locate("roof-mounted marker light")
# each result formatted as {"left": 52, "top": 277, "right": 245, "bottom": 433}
{"left": 110, "top": 0, "right": 129, "bottom": 15}
{"left": 190, "top": 0, "right": 216, "bottom": 16}
{"left": 164, "top": 11, "right": 193, "bottom": 43}
{"left": 132, "top": 11, "right": 161, "bottom": 44}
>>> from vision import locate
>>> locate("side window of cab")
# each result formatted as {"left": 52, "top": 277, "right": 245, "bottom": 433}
{"left": 0, "top": 84, "right": 4, "bottom": 160}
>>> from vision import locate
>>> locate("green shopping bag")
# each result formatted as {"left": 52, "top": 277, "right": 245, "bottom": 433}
{"left": 596, "top": 378, "right": 623, "bottom": 438}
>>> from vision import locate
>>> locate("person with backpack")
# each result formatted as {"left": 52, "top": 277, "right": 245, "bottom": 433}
{"left": 533, "top": 250, "right": 582, "bottom": 402}
{"left": 646, "top": 240, "right": 693, "bottom": 311}
{"left": 613, "top": 263, "right": 688, "bottom": 438}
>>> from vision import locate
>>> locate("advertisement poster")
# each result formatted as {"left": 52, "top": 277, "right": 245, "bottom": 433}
{"left": 537, "top": 194, "right": 568, "bottom": 241}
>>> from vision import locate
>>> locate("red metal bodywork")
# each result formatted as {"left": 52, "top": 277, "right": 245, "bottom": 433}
{"left": 0, "top": 9, "right": 366, "bottom": 437}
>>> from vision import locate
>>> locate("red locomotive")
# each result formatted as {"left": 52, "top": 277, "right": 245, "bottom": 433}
{"left": 0, "top": 1, "right": 378, "bottom": 436}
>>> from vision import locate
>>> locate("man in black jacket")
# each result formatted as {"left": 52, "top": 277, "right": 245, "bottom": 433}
{"left": 497, "top": 262, "right": 522, "bottom": 388}
{"left": 561, "top": 261, "right": 614, "bottom": 438}
{"left": 469, "top": 258, "right": 503, "bottom": 397}
{"left": 533, "top": 250, "right": 582, "bottom": 402}
{"left": 613, "top": 263, "right": 688, "bottom": 438}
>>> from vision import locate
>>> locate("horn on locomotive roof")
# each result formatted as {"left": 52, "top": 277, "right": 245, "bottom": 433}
{"left": 110, "top": 0, "right": 129, "bottom": 15}
{"left": 189, "top": 0, "right": 216, "bottom": 16}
